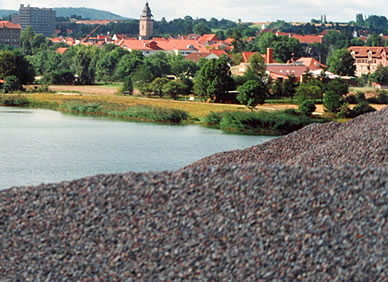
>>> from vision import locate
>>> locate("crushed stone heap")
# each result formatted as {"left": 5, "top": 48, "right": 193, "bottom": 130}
{"left": 0, "top": 107, "right": 387, "bottom": 280}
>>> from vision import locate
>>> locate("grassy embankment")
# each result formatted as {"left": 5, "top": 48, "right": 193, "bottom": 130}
{"left": 0, "top": 85, "right": 333, "bottom": 135}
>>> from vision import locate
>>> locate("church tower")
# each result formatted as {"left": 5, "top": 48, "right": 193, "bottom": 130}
{"left": 139, "top": 2, "right": 154, "bottom": 40}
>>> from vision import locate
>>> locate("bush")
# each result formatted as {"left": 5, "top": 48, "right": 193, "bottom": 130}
{"left": 61, "top": 102, "right": 101, "bottom": 113}
{"left": 344, "top": 94, "right": 357, "bottom": 104}
{"left": 336, "top": 102, "right": 352, "bottom": 118}
{"left": 325, "top": 78, "right": 349, "bottom": 96}
{"left": 218, "top": 110, "right": 324, "bottom": 135}
{"left": 355, "top": 91, "right": 366, "bottom": 103}
{"left": 0, "top": 95, "right": 30, "bottom": 106}
{"left": 204, "top": 111, "right": 223, "bottom": 126}
{"left": 2, "top": 76, "right": 22, "bottom": 92}
{"left": 110, "top": 105, "right": 188, "bottom": 123}
{"left": 298, "top": 100, "right": 316, "bottom": 116}
{"left": 352, "top": 101, "right": 376, "bottom": 117}
{"left": 323, "top": 90, "right": 343, "bottom": 113}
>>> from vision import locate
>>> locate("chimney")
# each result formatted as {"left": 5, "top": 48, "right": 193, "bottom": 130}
{"left": 266, "top": 48, "right": 273, "bottom": 64}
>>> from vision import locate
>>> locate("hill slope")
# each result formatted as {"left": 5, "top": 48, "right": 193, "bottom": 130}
{"left": 54, "top": 7, "right": 128, "bottom": 20}
{"left": 0, "top": 7, "right": 128, "bottom": 20}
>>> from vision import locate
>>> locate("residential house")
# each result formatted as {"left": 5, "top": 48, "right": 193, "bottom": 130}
{"left": 295, "top": 57, "right": 326, "bottom": 71}
{"left": 0, "top": 21, "right": 21, "bottom": 47}
{"left": 184, "top": 52, "right": 219, "bottom": 63}
{"left": 348, "top": 46, "right": 388, "bottom": 76}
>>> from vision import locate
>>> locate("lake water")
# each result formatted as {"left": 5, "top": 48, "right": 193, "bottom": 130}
{"left": 0, "top": 107, "right": 274, "bottom": 190}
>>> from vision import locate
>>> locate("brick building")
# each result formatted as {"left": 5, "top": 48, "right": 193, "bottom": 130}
{"left": 348, "top": 46, "right": 388, "bottom": 77}
{"left": 0, "top": 21, "right": 21, "bottom": 47}
{"left": 19, "top": 4, "right": 56, "bottom": 37}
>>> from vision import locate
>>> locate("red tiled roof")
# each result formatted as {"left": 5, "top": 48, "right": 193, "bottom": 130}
{"left": 209, "top": 49, "right": 228, "bottom": 56}
{"left": 266, "top": 64, "right": 308, "bottom": 79}
{"left": 184, "top": 52, "right": 214, "bottom": 62}
{"left": 291, "top": 34, "right": 323, "bottom": 44}
{"left": 0, "top": 21, "right": 21, "bottom": 29}
{"left": 56, "top": 47, "right": 68, "bottom": 55}
{"left": 198, "top": 34, "right": 218, "bottom": 42}
{"left": 348, "top": 46, "right": 388, "bottom": 58}
{"left": 295, "top": 57, "right": 326, "bottom": 70}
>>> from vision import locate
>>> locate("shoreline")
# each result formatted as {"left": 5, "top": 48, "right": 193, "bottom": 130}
{"left": 0, "top": 92, "right": 332, "bottom": 135}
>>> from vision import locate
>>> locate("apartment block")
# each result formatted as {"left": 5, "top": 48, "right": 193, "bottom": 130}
{"left": 19, "top": 4, "right": 56, "bottom": 37}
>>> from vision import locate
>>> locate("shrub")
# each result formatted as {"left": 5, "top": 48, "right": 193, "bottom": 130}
{"left": 325, "top": 78, "right": 349, "bottom": 96}
{"left": 204, "top": 111, "right": 223, "bottom": 126}
{"left": 298, "top": 100, "right": 316, "bottom": 116}
{"left": 62, "top": 102, "right": 101, "bottom": 113}
{"left": 2, "top": 76, "right": 22, "bottom": 92}
{"left": 323, "top": 90, "right": 343, "bottom": 113}
{"left": 336, "top": 102, "right": 352, "bottom": 118}
{"left": 344, "top": 94, "right": 357, "bottom": 104}
{"left": 352, "top": 101, "right": 376, "bottom": 117}
{"left": 355, "top": 91, "right": 366, "bottom": 103}
{"left": 218, "top": 110, "right": 324, "bottom": 135}
{"left": 111, "top": 105, "right": 188, "bottom": 123}
{"left": 295, "top": 84, "right": 321, "bottom": 105}
{"left": 0, "top": 95, "right": 30, "bottom": 106}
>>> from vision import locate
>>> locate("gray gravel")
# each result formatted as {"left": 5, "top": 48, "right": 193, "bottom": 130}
{"left": 0, "top": 107, "right": 387, "bottom": 280}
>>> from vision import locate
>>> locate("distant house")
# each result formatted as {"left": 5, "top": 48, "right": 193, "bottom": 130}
{"left": 348, "top": 46, "right": 388, "bottom": 77}
{"left": 197, "top": 34, "right": 218, "bottom": 45}
{"left": 291, "top": 34, "right": 323, "bottom": 44}
{"left": 295, "top": 57, "right": 326, "bottom": 70}
{"left": 184, "top": 52, "right": 219, "bottom": 63}
{"left": 0, "top": 21, "right": 21, "bottom": 47}
{"left": 118, "top": 38, "right": 209, "bottom": 57}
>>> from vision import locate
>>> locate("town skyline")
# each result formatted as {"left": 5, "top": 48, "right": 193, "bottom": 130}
{"left": 1, "top": 0, "right": 387, "bottom": 23}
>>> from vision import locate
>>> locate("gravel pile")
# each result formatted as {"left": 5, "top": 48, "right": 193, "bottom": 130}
{"left": 188, "top": 107, "right": 388, "bottom": 168}
{"left": 0, "top": 108, "right": 387, "bottom": 280}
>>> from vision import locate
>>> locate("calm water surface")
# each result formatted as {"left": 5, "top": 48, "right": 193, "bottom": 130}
{"left": 0, "top": 107, "right": 274, "bottom": 190}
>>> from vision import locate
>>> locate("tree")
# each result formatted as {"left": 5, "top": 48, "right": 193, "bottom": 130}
{"left": 365, "top": 34, "right": 384, "bottom": 47}
{"left": 42, "top": 70, "right": 74, "bottom": 85}
{"left": 298, "top": 100, "right": 316, "bottom": 116}
{"left": 168, "top": 53, "right": 198, "bottom": 77}
{"left": 282, "top": 75, "right": 298, "bottom": 101}
{"left": 163, "top": 80, "right": 184, "bottom": 99}
{"left": 237, "top": 79, "right": 269, "bottom": 110}
{"left": 2, "top": 76, "right": 22, "bottom": 92}
{"left": 247, "top": 53, "right": 266, "bottom": 77}
{"left": 74, "top": 47, "right": 95, "bottom": 85}
{"left": 325, "top": 78, "right": 349, "bottom": 96}
{"left": 150, "top": 77, "right": 170, "bottom": 97}
{"left": 323, "top": 90, "right": 343, "bottom": 113}
{"left": 122, "top": 76, "right": 133, "bottom": 95}
{"left": 193, "top": 22, "right": 211, "bottom": 35}
{"left": 271, "top": 79, "right": 284, "bottom": 98}
{"left": 131, "top": 64, "right": 154, "bottom": 93}
{"left": 369, "top": 64, "right": 388, "bottom": 84}
{"left": 145, "top": 52, "right": 171, "bottom": 78}
{"left": 230, "top": 28, "right": 246, "bottom": 53}
{"left": 115, "top": 50, "right": 144, "bottom": 80}
{"left": 327, "top": 49, "right": 355, "bottom": 76}
{"left": 0, "top": 50, "right": 35, "bottom": 84}
{"left": 194, "top": 58, "right": 233, "bottom": 102}
{"left": 295, "top": 84, "right": 321, "bottom": 104}
{"left": 273, "top": 36, "right": 303, "bottom": 63}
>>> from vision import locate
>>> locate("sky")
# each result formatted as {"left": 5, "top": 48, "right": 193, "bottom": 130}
{"left": 1, "top": 0, "right": 387, "bottom": 23}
